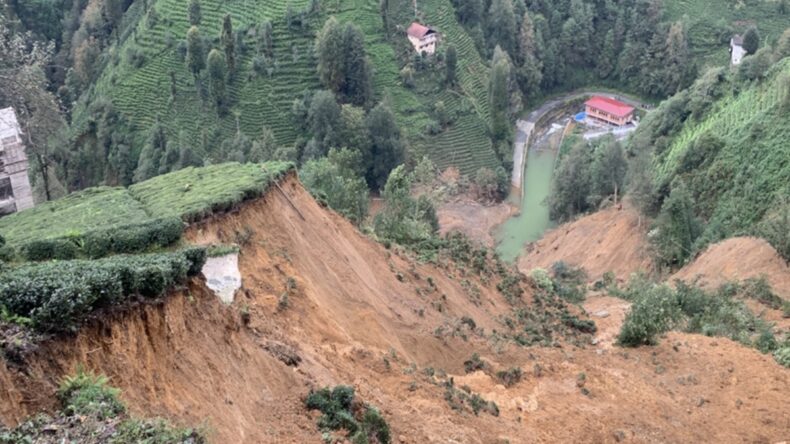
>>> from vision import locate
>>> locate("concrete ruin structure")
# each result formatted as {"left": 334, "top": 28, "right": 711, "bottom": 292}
{"left": 0, "top": 107, "right": 35, "bottom": 216}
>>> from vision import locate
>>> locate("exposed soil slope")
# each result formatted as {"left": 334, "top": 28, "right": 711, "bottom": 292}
{"left": 437, "top": 199, "right": 514, "bottom": 248}
{"left": 673, "top": 237, "right": 790, "bottom": 300}
{"left": 1, "top": 178, "right": 788, "bottom": 443}
{"left": 518, "top": 202, "right": 652, "bottom": 281}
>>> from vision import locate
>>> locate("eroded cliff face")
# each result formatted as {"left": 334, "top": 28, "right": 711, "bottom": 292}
{"left": 1, "top": 177, "right": 788, "bottom": 443}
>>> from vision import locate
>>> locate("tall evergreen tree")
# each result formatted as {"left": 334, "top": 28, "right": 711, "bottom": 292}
{"left": 342, "top": 23, "right": 373, "bottom": 106}
{"left": 445, "top": 44, "right": 458, "bottom": 85}
{"left": 489, "top": 46, "right": 517, "bottom": 142}
{"left": 455, "top": 0, "right": 483, "bottom": 25}
{"left": 663, "top": 21, "right": 690, "bottom": 95}
{"left": 188, "top": 0, "right": 201, "bottom": 25}
{"left": 134, "top": 120, "right": 168, "bottom": 182}
{"left": 548, "top": 139, "right": 592, "bottom": 221}
{"left": 590, "top": 138, "right": 627, "bottom": 206}
{"left": 221, "top": 14, "right": 236, "bottom": 74}
{"left": 176, "top": 130, "right": 202, "bottom": 169}
{"left": 315, "top": 17, "right": 346, "bottom": 94}
{"left": 366, "top": 101, "right": 404, "bottom": 189}
{"left": 186, "top": 26, "right": 205, "bottom": 80}
{"left": 207, "top": 48, "right": 227, "bottom": 112}
{"left": 743, "top": 27, "right": 760, "bottom": 55}
{"left": 651, "top": 179, "right": 701, "bottom": 267}
{"left": 517, "top": 12, "right": 542, "bottom": 96}
{"left": 487, "top": 0, "right": 517, "bottom": 58}
{"left": 307, "top": 90, "right": 342, "bottom": 157}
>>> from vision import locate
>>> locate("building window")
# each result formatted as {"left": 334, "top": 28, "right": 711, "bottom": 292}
{"left": 0, "top": 177, "right": 13, "bottom": 201}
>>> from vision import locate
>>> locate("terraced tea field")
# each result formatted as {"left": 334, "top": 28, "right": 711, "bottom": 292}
{"left": 81, "top": 0, "right": 501, "bottom": 176}
{"left": 664, "top": 0, "right": 789, "bottom": 66}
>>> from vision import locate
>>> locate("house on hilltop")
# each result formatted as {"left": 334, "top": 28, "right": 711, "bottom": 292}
{"left": 730, "top": 35, "right": 746, "bottom": 65}
{"left": 0, "top": 108, "right": 34, "bottom": 217}
{"left": 584, "top": 96, "right": 635, "bottom": 127}
{"left": 407, "top": 22, "right": 438, "bottom": 55}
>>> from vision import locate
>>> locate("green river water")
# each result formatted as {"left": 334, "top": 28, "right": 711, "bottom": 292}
{"left": 495, "top": 130, "right": 561, "bottom": 262}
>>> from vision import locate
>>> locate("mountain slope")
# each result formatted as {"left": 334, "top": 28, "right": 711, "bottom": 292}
{"left": 75, "top": 0, "right": 499, "bottom": 174}
{"left": 2, "top": 173, "right": 788, "bottom": 443}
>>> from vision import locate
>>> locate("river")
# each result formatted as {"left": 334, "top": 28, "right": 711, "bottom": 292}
{"left": 494, "top": 124, "right": 564, "bottom": 262}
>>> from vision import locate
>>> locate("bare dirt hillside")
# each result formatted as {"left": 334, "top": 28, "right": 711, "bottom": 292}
{"left": 437, "top": 199, "right": 514, "bottom": 247}
{"left": 673, "top": 237, "right": 790, "bottom": 300}
{"left": 1, "top": 178, "right": 788, "bottom": 443}
{"left": 518, "top": 202, "right": 652, "bottom": 281}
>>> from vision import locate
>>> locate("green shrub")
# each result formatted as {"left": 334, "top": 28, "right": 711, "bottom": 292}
{"left": 21, "top": 238, "right": 79, "bottom": 261}
{"left": 58, "top": 369, "right": 125, "bottom": 420}
{"left": 774, "top": 346, "right": 790, "bottom": 367}
{"left": 617, "top": 284, "right": 680, "bottom": 347}
{"left": 463, "top": 353, "right": 486, "bottom": 373}
{"left": 495, "top": 367, "right": 523, "bottom": 387}
{"left": 112, "top": 418, "right": 206, "bottom": 444}
{"left": 305, "top": 385, "right": 390, "bottom": 444}
{"left": 0, "top": 249, "right": 205, "bottom": 332}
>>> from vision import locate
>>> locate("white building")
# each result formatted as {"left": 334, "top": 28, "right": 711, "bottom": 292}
{"left": 407, "top": 22, "right": 438, "bottom": 55}
{"left": 730, "top": 35, "right": 746, "bottom": 65}
{"left": 0, "top": 107, "right": 34, "bottom": 216}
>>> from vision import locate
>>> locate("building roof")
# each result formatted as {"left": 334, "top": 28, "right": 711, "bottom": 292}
{"left": 407, "top": 22, "right": 435, "bottom": 38}
{"left": 585, "top": 96, "right": 634, "bottom": 118}
{"left": 731, "top": 35, "right": 744, "bottom": 46}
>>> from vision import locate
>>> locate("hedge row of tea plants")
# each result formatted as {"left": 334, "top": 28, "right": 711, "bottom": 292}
{"left": 15, "top": 217, "right": 184, "bottom": 262}
{"left": 0, "top": 247, "right": 206, "bottom": 333}
{"left": 0, "top": 162, "right": 294, "bottom": 262}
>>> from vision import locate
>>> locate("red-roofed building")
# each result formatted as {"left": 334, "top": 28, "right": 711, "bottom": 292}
{"left": 584, "top": 96, "right": 635, "bottom": 126}
{"left": 407, "top": 22, "right": 438, "bottom": 54}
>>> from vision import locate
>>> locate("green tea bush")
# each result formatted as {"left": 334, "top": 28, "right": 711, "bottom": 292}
{"left": 82, "top": 217, "right": 184, "bottom": 258}
{"left": 16, "top": 217, "right": 184, "bottom": 262}
{"left": 0, "top": 249, "right": 205, "bottom": 332}
{"left": 21, "top": 238, "right": 80, "bottom": 261}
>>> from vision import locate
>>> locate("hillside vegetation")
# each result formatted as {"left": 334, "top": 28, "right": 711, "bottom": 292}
{"left": 635, "top": 57, "right": 790, "bottom": 264}
{"left": 664, "top": 0, "right": 790, "bottom": 65}
{"left": 0, "top": 161, "right": 292, "bottom": 261}
{"left": 72, "top": 0, "right": 499, "bottom": 176}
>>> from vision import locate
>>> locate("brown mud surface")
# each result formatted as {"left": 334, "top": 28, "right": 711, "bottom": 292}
{"left": 673, "top": 237, "right": 790, "bottom": 300}
{"left": 437, "top": 199, "right": 515, "bottom": 248}
{"left": 518, "top": 202, "right": 652, "bottom": 281}
{"left": 1, "top": 178, "right": 788, "bottom": 443}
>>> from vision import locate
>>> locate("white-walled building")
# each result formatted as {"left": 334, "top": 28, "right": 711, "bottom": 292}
{"left": 407, "top": 22, "right": 438, "bottom": 55}
{"left": 0, "top": 107, "right": 34, "bottom": 216}
{"left": 730, "top": 35, "right": 746, "bottom": 65}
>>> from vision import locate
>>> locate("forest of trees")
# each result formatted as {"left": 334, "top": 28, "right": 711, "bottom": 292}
{"left": 453, "top": 0, "right": 698, "bottom": 100}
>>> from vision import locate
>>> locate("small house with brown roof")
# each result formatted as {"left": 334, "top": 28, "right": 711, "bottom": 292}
{"left": 407, "top": 22, "right": 438, "bottom": 55}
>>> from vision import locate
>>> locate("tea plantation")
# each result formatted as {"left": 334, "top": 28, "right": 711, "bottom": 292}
{"left": 0, "top": 161, "right": 293, "bottom": 261}
{"left": 77, "top": 0, "right": 499, "bottom": 175}
{"left": 0, "top": 161, "right": 292, "bottom": 334}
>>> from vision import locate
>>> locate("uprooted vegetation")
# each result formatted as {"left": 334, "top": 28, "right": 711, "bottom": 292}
{"left": 0, "top": 369, "right": 205, "bottom": 443}
{"left": 305, "top": 385, "right": 391, "bottom": 444}
{"left": 613, "top": 275, "right": 789, "bottom": 367}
